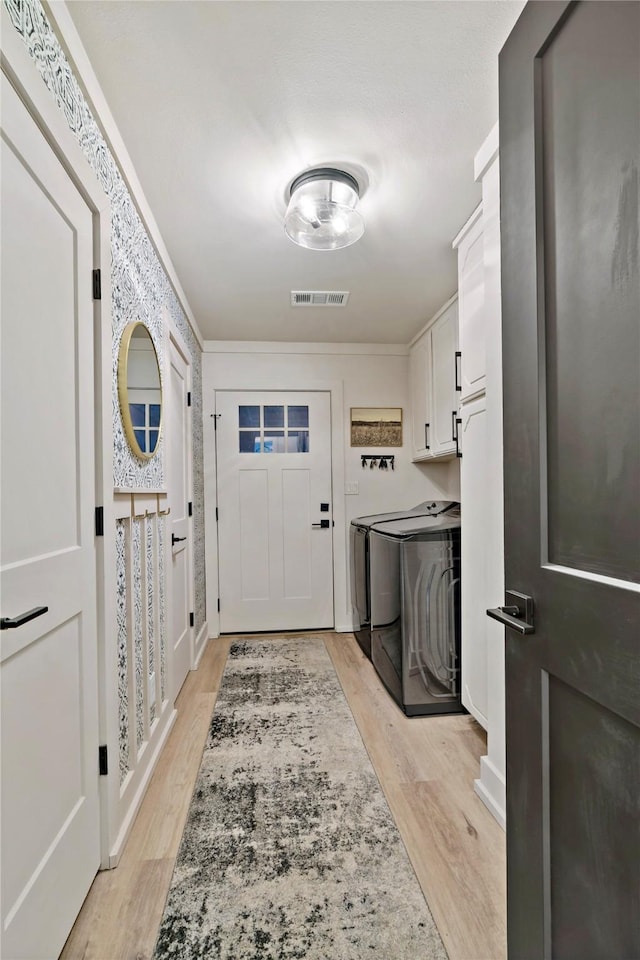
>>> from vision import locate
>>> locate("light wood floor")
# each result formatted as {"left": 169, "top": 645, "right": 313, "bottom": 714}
{"left": 61, "top": 633, "right": 506, "bottom": 960}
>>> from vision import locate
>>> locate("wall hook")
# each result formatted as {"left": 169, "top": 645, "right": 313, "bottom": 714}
{"left": 360, "top": 454, "right": 395, "bottom": 471}
{"left": 130, "top": 493, "right": 147, "bottom": 520}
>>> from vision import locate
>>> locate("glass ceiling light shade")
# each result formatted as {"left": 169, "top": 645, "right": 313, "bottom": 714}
{"left": 284, "top": 168, "right": 364, "bottom": 251}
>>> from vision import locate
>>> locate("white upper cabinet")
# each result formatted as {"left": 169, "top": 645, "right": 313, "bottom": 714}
{"left": 409, "top": 296, "right": 459, "bottom": 461}
{"left": 410, "top": 330, "right": 431, "bottom": 458}
{"left": 453, "top": 207, "right": 486, "bottom": 402}
{"left": 430, "top": 304, "right": 459, "bottom": 457}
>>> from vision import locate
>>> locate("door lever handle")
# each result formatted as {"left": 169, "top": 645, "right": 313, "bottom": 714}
{"left": 171, "top": 534, "right": 187, "bottom": 546}
{"left": 487, "top": 591, "right": 535, "bottom": 635}
{"left": 1, "top": 606, "right": 48, "bottom": 630}
{"left": 311, "top": 519, "right": 331, "bottom": 529}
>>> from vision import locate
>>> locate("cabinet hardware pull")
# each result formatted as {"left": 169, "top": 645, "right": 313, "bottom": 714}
{"left": 455, "top": 418, "right": 462, "bottom": 458}
{"left": 451, "top": 410, "right": 457, "bottom": 442}
{"left": 455, "top": 351, "right": 462, "bottom": 392}
{"left": 424, "top": 423, "right": 430, "bottom": 450}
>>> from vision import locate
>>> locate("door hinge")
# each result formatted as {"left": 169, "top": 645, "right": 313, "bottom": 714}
{"left": 189, "top": 611, "right": 194, "bottom": 628}
{"left": 187, "top": 391, "right": 191, "bottom": 407}
{"left": 98, "top": 745, "right": 108, "bottom": 776}
{"left": 188, "top": 501, "right": 193, "bottom": 517}
{"left": 217, "top": 598, "right": 220, "bottom": 613}
{"left": 92, "top": 269, "right": 101, "bottom": 301}
{"left": 95, "top": 506, "right": 104, "bottom": 537}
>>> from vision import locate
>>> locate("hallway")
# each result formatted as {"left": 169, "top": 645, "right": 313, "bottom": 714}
{"left": 61, "top": 633, "right": 506, "bottom": 960}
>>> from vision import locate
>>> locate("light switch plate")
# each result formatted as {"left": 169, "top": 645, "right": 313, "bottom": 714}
{"left": 345, "top": 481, "right": 359, "bottom": 495}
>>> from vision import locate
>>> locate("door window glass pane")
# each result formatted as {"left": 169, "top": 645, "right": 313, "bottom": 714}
{"left": 264, "top": 405, "right": 284, "bottom": 427}
{"left": 287, "top": 430, "right": 310, "bottom": 452}
{"left": 130, "top": 403, "right": 145, "bottom": 427}
{"left": 288, "top": 405, "right": 309, "bottom": 428}
{"left": 239, "top": 405, "right": 260, "bottom": 428}
{"left": 263, "top": 431, "right": 285, "bottom": 453}
{"left": 239, "top": 430, "right": 261, "bottom": 453}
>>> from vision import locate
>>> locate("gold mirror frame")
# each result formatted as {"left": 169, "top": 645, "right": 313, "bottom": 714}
{"left": 117, "top": 322, "right": 163, "bottom": 461}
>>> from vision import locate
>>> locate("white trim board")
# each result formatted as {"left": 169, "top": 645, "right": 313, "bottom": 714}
{"left": 108, "top": 707, "right": 177, "bottom": 867}
{"left": 475, "top": 754, "right": 506, "bottom": 832}
{"left": 204, "top": 341, "right": 409, "bottom": 356}
{"left": 204, "top": 377, "right": 348, "bottom": 637}
{"left": 193, "top": 622, "right": 209, "bottom": 667}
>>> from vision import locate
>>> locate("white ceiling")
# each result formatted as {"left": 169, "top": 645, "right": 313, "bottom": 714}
{"left": 66, "top": 0, "right": 525, "bottom": 344}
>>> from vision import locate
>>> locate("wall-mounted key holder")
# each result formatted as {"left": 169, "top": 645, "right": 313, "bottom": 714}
{"left": 361, "top": 454, "right": 395, "bottom": 470}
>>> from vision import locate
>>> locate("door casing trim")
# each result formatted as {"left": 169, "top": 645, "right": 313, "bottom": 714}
{"left": 205, "top": 379, "right": 348, "bottom": 636}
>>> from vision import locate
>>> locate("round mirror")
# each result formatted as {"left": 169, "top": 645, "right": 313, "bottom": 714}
{"left": 117, "top": 322, "right": 162, "bottom": 460}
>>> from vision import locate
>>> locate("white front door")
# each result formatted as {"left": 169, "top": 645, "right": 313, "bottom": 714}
{"left": 0, "top": 74, "right": 100, "bottom": 958}
{"left": 216, "top": 391, "right": 334, "bottom": 633}
{"left": 168, "top": 338, "right": 192, "bottom": 698}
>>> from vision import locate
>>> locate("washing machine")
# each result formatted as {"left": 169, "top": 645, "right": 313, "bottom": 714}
{"left": 349, "top": 501, "right": 457, "bottom": 659}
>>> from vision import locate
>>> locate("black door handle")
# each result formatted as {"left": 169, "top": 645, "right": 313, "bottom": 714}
{"left": 1, "top": 606, "right": 48, "bottom": 630}
{"left": 311, "top": 519, "right": 331, "bottom": 529}
{"left": 424, "top": 422, "right": 430, "bottom": 450}
{"left": 487, "top": 591, "right": 535, "bottom": 635}
{"left": 172, "top": 534, "right": 187, "bottom": 546}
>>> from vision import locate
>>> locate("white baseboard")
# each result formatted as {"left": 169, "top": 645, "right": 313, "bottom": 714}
{"left": 107, "top": 705, "right": 177, "bottom": 867}
{"left": 193, "top": 620, "right": 209, "bottom": 667}
{"left": 335, "top": 620, "right": 355, "bottom": 633}
{"left": 462, "top": 682, "right": 488, "bottom": 731}
{"left": 474, "top": 754, "right": 506, "bottom": 831}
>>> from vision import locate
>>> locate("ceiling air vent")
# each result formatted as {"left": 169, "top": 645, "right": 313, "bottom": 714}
{"left": 290, "top": 290, "right": 350, "bottom": 307}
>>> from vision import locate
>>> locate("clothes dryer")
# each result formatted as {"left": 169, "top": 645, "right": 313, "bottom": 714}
{"left": 369, "top": 508, "right": 462, "bottom": 716}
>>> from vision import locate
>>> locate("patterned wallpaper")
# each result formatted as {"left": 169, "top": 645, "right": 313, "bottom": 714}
{"left": 5, "top": 0, "right": 206, "bottom": 633}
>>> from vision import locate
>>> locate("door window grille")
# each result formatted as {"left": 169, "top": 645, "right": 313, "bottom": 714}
{"left": 238, "top": 405, "right": 309, "bottom": 453}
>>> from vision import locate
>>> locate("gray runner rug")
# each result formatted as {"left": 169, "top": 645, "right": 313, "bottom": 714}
{"left": 152, "top": 636, "right": 448, "bottom": 959}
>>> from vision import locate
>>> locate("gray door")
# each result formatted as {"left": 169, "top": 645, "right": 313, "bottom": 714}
{"left": 498, "top": 3, "right": 640, "bottom": 958}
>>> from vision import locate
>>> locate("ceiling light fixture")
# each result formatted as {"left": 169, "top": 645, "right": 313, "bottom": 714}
{"left": 284, "top": 167, "right": 364, "bottom": 251}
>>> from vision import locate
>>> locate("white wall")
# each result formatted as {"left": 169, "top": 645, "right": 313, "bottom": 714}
{"left": 203, "top": 341, "right": 460, "bottom": 635}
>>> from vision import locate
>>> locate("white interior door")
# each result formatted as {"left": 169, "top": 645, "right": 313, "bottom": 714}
{"left": 168, "top": 338, "right": 192, "bottom": 699}
{"left": 0, "top": 74, "right": 100, "bottom": 958}
{"left": 216, "top": 391, "right": 334, "bottom": 633}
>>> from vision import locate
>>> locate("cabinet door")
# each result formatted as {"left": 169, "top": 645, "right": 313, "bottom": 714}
{"left": 409, "top": 332, "right": 431, "bottom": 459}
{"left": 459, "top": 394, "right": 488, "bottom": 728}
{"left": 457, "top": 214, "right": 486, "bottom": 401}
{"left": 429, "top": 301, "right": 459, "bottom": 458}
